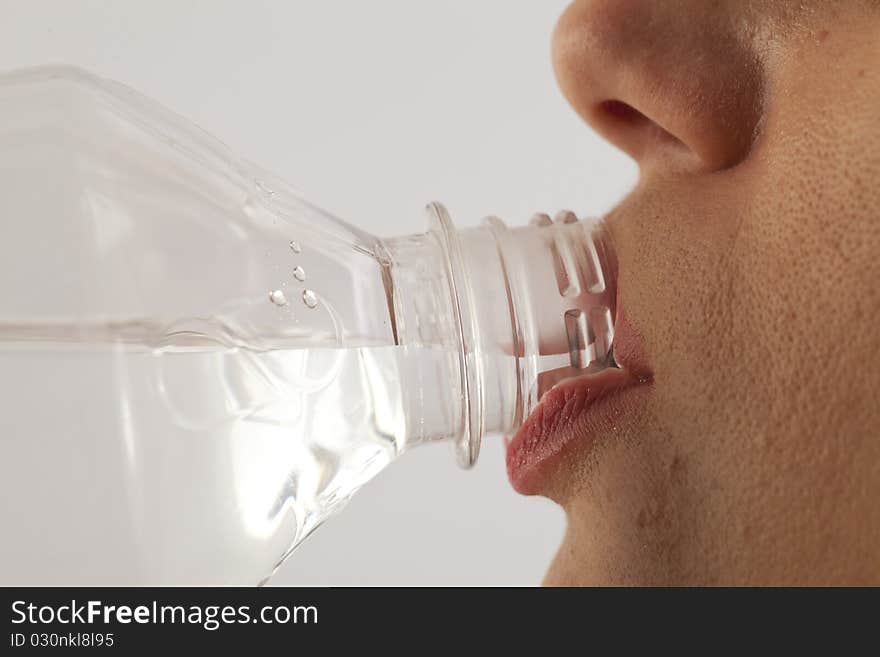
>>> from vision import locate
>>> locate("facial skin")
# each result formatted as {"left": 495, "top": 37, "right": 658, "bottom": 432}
{"left": 538, "top": 0, "right": 880, "bottom": 584}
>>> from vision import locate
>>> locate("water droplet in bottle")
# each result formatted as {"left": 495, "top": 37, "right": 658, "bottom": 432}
{"left": 268, "top": 289, "right": 288, "bottom": 306}
{"left": 302, "top": 289, "right": 318, "bottom": 309}
{"left": 289, "top": 240, "right": 301, "bottom": 253}
{"left": 292, "top": 266, "right": 306, "bottom": 282}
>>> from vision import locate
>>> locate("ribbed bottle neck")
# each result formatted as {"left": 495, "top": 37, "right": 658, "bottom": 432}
{"left": 382, "top": 203, "right": 617, "bottom": 468}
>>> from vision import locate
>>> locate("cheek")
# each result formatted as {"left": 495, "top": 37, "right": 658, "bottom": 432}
{"left": 615, "top": 76, "right": 880, "bottom": 490}
{"left": 739, "top": 40, "right": 880, "bottom": 420}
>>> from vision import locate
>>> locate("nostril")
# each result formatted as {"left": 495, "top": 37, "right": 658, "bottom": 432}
{"left": 595, "top": 99, "right": 688, "bottom": 157}
{"left": 599, "top": 99, "right": 647, "bottom": 125}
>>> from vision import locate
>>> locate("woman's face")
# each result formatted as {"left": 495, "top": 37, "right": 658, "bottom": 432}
{"left": 514, "top": 0, "right": 880, "bottom": 584}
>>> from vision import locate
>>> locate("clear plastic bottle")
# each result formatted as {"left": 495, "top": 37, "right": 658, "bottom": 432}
{"left": 0, "top": 67, "right": 616, "bottom": 584}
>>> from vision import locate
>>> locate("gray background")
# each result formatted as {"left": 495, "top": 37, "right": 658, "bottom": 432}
{"left": 1, "top": 0, "right": 636, "bottom": 585}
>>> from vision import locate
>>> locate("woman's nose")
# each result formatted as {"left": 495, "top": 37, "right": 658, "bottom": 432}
{"left": 553, "top": 0, "right": 765, "bottom": 172}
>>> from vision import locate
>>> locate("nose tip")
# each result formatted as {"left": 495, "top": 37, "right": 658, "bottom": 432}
{"left": 553, "top": 0, "right": 765, "bottom": 171}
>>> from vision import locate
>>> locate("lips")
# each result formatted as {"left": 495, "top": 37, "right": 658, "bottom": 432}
{"left": 505, "top": 229, "right": 653, "bottom": 495}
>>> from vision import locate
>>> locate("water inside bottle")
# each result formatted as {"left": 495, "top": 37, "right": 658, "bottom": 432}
{"left": 0, "top": 329, "right": 457, "bottom": 584}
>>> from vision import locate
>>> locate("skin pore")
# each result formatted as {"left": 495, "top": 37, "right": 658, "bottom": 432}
{"left": 536, "top": 0, "right": 880, "bottom": 584}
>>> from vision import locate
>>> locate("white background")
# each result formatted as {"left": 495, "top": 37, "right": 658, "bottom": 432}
{"left": 1, "top": 0, "right": 636, "bottom": 585}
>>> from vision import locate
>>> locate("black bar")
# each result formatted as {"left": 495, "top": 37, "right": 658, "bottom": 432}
{"left": 0, "top": 587, "right": 875, "bottom": 650}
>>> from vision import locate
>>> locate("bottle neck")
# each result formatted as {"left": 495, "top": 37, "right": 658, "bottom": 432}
{"left": 381, "top": 203, "right": 617, "bottom": 467}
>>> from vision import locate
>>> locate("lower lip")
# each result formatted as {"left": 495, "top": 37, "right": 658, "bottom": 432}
{"left": 505, "top": 367, "right": 651, "bottom": 495}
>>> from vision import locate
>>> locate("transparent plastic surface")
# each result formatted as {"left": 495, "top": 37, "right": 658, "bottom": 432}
{"left": 427, "top": 205, "right": 617, "bottom": 464}
{"left": 0, "top": 67, "right": 616, "bottom": 584}
{"left": 0, "top": 68, "right": 462, "bottom": 584}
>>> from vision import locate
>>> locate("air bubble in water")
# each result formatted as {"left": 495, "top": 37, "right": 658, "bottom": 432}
{"left": 289, "top": 240, "right": 301, "bottom": 253}
{"left": 302, "top": 289, "right": 318, "bottom": 309}
{"left": 268, "top": 290, "right": 288, "bottom": 306}
{"left": 292, "top": 266, "right": 306, "bottom": 282}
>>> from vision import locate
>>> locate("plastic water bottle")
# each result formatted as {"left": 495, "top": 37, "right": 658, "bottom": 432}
{"left": 0, "top": 67, "right": 617, "bottom": 584}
